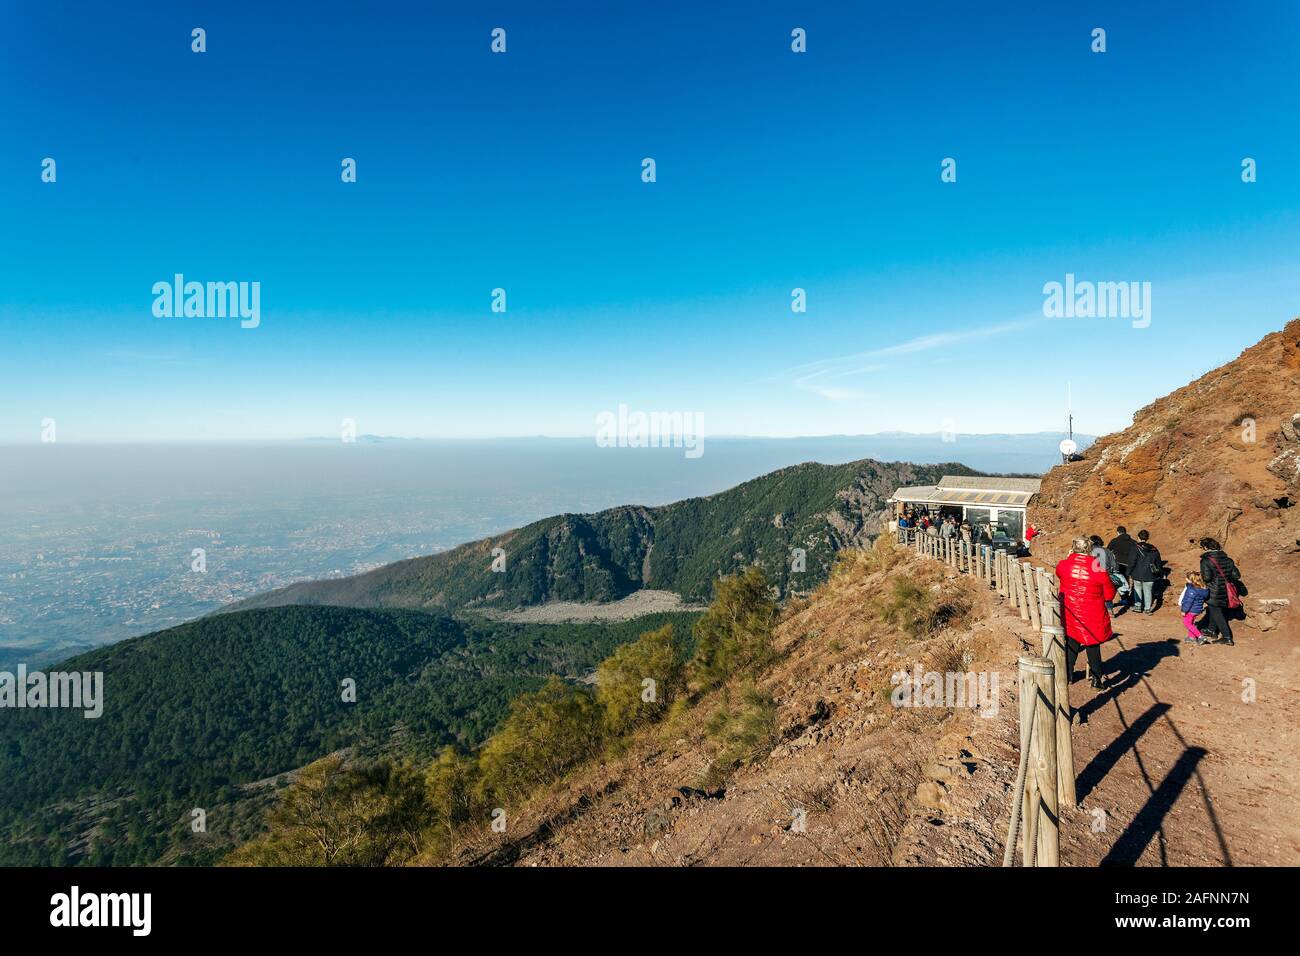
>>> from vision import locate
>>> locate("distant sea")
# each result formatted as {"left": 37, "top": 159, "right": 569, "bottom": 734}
{"left": 0, "top": 433, "right": 1091, "bottom": 663}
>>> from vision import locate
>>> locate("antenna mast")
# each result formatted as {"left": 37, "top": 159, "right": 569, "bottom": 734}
{"left": 1067, "top": 380, "right": 1073, "bottom": 443}
{"left": 1059, "top": 382, "right": 1077, "bottom": 463}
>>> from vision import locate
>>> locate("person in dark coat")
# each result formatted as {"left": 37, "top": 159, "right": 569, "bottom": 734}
{"left": 1129, "top": 530, "right": 1163, "bottom": 613}
{"left": 1107, "top": 526, "right": 1139, "bottom": 575}
{"left": 1106, "top": 526, "right": 1138, "bottom": 611}
{"left": 1198, "top": 537, "right": 1243, "bottom": 646}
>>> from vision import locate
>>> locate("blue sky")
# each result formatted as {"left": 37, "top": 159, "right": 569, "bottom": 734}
{"left": 2, "top": 1, "right": 1298, "bottom": 442}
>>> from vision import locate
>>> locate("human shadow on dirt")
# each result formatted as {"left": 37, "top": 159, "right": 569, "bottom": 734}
{"left": 1101, "top": 746, "right": 1209, "bottom": 866}
{"left": 1076, "top": 700, "right": 1171, "bottom": 802}
{"left": 1072, "top": 638, "right": 1180, "bottom": 725}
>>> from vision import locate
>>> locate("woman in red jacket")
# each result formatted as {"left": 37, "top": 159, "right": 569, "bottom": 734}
{"left": 1056, "top": 536, "right": 1118, "bottom": 689}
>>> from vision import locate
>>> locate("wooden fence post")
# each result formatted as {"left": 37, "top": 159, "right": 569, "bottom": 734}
{"left": 1019, "top": 655, "right": 1059, "bottom": 866}
{"left": 1039, "top": 569, "right": 1076, "bottom": 810}
{"left": 1016, "top": 657, "right": 1038, "bottom": 866}
{"left": 1022, "top": 562, "right": 1042, "bottom": 631}
{"left": 1003, "top": 657, "right": 1034, "bottom": 866}
{"left": 1031, "top": 656, "right": 1060, "bottom": 867}
{"left": 1014, "top": 559, "right": 1031, "bottom": 622}
{"left": 1041, "top": 570, "right": 1062, "bottom": 630}
{"left": 1009, "top": 555, "right": 1022, "bottom": 611}
{"left": 1036, "top": 567, "right": 1052, "bottom": 623}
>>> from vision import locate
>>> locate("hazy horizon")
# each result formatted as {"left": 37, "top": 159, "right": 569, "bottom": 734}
{"left": 0, "top": 427, "right": 1096, "bottom": 446}
{"left": 1, "top": 432, "right": 1086, "bottom": 661}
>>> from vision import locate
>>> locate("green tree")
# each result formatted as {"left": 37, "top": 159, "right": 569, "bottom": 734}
{"left": 425, "top": 746, "right": 481, "bottom": 845}
{"left": 595, "top": 623, "right": 687, "bottom": 735}
{"left": 224, "top": 756, "right": 427, "bottom": 867}
{"left": 690, "top": 566, "right": 779, "bottom": 690}
{"left": 476, "top": 677, "right": 603, "bottom": 804}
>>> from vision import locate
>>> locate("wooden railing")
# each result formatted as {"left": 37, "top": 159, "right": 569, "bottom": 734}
{"left": 891, "top": 527, "right": 1073, "bottom": 867}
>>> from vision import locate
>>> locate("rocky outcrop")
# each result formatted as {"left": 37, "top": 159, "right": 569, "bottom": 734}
{"left": 1030, "top": 319, "right": 1300, "bottom": 633}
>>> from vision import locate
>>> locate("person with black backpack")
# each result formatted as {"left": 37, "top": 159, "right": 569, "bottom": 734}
{"left": 1130, "top": 530, "right": 1163, "bottom": 614}
{"left": 1107, "top": 526, "right": 1138, "bottom": 575}
{"left": 1106, "top": 526, "right": 1139, "bottom": 611}
{"left": 1198, "top": 537, "right": 1244, "bottom": 645}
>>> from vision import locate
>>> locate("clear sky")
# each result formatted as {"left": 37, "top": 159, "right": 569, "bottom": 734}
{"left": 2, "top": 1, "right": 1297, "bottom": 443}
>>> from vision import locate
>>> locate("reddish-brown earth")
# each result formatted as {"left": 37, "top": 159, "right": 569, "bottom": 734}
{"left": 922, "top": 578, "right": 1300, "bottom": 867}
{"left": 441, "top": 546, "right": 1297, "bottom": 868}
{"left": 1031, "top": 317, "right": 1299, "bottom": 631}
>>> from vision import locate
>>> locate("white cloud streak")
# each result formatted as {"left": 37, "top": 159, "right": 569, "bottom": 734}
{"left": 783, "top": 318, "right": 1037, "bottom": 400}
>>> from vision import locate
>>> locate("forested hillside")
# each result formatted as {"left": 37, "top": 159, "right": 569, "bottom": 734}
{"left": 0, "top": 456, "right": 993, "bottom": 868}
{"left": 0, "top": 606, "right": 697, "bottom": 866}
{"left": 225, "top": 458, "right": 980, "bottom": 615}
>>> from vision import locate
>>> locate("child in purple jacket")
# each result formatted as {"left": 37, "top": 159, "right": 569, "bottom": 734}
{"left": 1180, "top": 571, "right": 1210, "bottom": 645}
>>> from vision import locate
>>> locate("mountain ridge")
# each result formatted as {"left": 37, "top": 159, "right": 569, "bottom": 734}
{"left": 222, "top": 458, "right": 986, "bottom": 616}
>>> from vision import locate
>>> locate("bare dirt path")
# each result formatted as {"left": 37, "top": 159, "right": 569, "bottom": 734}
{"left": 989, "top": 593, "right": 1300, "bottom": 866}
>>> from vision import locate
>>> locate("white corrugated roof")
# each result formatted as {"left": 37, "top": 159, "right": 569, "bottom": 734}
{"left": 889, "top": 474, "right": 1039, "bottom": 508}
{"left": 937, "top": 475, "right": 1041, "bottom": 493}
{"left": 890, "top": 485, "right": 940, "bottom": 503}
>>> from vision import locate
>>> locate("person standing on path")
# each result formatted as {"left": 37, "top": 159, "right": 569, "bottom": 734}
{"left": 1107, "top": 526, "right": 1139, "bottom": 611}
{"left": 1129, "top": 530, "right": 1163, "bottom": 614}
{"left": 1056, "top": 536, "right": 1118, "bottom": 690}
{"left": 1198, "top": 537, "right": 1244, "bottom": 646}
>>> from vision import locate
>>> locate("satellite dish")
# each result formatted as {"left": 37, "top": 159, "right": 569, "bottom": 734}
{"left": 1059, "top": 439, "right": 1078, "bottom": 457}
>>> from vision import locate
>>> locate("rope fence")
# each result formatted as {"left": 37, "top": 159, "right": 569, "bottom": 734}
{"left": 890, "top": 525, "right": 1073, "bottom": 866}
